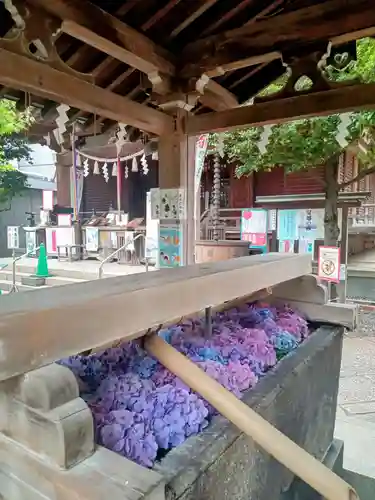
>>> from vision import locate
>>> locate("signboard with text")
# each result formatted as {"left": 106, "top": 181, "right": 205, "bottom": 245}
{"left": 318, "top": 246, "right": 341, "bottom": 283}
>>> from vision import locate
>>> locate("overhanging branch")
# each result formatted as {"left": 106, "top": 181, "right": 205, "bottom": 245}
{"left": 339, "top": 163, "right": 375, "bottom": 188}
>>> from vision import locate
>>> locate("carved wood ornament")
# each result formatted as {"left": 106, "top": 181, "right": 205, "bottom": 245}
{"left": 1, "top": 0, "right": 93, "bottom": 83}
{"left": 255, "top": 47, "right": 358, "bottom": 104}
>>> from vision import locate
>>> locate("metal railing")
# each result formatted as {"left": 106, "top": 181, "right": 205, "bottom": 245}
{"left": 348, "top": 204, "right": 375, "bottom": 228}
{"left": 7, "top": 247, "right": 40, "bottom": 293}
{"left": 98, "top": 233, "right": 148, "bottom": 279}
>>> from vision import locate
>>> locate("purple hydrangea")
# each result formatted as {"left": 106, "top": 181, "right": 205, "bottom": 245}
{"left": 59, "top": 301, "right": 309, "bottom": 467}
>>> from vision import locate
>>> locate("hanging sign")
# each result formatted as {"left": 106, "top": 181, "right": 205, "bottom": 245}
{"left": 277, "top": 210, "right": 298, "bottom": 241}
{"left": 150, "top": 188, "right": 185, "bottom": 220}
{"left": 297, "top": 209, "right": 324, "bottom": 240}
{"left": 42, "top": 190, "right": 54, "bottom": 211}
{"left": 240, "top": 209, "right": 268, "bottom": 247}
{"left": 318, "top": 246, "right": 341, "bottom": 283}
{"left": 7, "top": 226, "right": 19, "bottom": 249}
{"left": 159, "top": 224, "right": 183, "bottom": 268}
{"left": 195, "top": 134, "right": 209, "bottom": 194}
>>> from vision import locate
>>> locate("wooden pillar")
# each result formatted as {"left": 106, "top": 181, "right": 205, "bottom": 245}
{"left": 339, "top": 206, "right": 349, "bottom": 303}
{"left": 56, "top": 155, "right": 71, "bottom": 207}
{"left": 158, "top": 107, "right": 196, "bottom": 265}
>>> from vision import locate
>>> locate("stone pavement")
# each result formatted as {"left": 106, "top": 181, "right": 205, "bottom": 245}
{"left": 0, "top": 256, "right": 153, "bottom": 277}
{"left": 335, "top": 321, "right": 375, "bottom": 479}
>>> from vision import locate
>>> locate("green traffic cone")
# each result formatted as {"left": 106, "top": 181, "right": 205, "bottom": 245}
{"left": 35, "top": 243, "right": 49, "bottom": 278}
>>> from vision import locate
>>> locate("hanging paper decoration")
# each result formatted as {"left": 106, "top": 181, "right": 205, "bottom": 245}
{"left": 53, "top": 104, "right": 70, "bottom": 145}
{"left": 112, "top": 162, "right": 118, "bottom": 177}
{"left": 76, "top": 153, "right": 82, "bottom": 167}
{"left": 116, "top": 122, "right": 127, "bottom": 155}
{"left": 336, "top": 113, "right": 352, "bottom": 148}
{"left": 93, "top": 160, "right": 100, "bottom": 175}
{"left": 132, "top": 156, "right": 138, "bottom": 172}
{"left": 102, "top": 162, "right": 109, "bottom": 182}
{"left": 141, "top": 154, "right": 149, "bottom": 175}
{"left": 258, "top": 125, "right": 273, "bottom": 154}
{"left": 125, "top": 164, "right": 129, "bottom": 179}
{"left": 152, "top": 151, "right": 158, "bottom": 161}
{"left": 83, "top": 158, "right": 90, "bottom": 177}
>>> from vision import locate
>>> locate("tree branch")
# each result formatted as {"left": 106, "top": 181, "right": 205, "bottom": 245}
{"left": 339, "top": 163, "right": 375, "bottom": 188}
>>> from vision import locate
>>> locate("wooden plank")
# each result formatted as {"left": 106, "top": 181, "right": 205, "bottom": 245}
{"left": 180, "top": 0, "right": 375, "bottom": 77}
{"left": 204, "top": 79, "right": 238, "bottom": 109}
{"left": 186, "top": 83, "right": 375, "bottom": 134}
{"left": 28, "top": 0, "right": 175, "bottom": 76}
{"left": 0, "top": 433, "right": 165, "bottom": 500}
{"left": 271, "top": 299, "right": 357, "bottom": 330}
{"left": 0, "top": 254, "right": 311, "bottom": 381}
{"left": 61, "top": 20, "right": 166, "bottom": 77}
{"left": 0, "top": 48, "right": 173, "bottom": 135}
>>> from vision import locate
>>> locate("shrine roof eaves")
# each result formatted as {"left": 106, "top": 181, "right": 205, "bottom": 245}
{"left": 0, "top": 0, "right": 374, "bottom": 142}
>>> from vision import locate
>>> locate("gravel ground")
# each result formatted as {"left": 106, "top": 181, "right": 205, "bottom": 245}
{"left": 347, "top": 307, "right": 375, "bottom": 338}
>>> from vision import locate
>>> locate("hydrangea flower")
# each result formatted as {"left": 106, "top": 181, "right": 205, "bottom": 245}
{"left": 58, "top": 302, "right": 309, "bottom": 467}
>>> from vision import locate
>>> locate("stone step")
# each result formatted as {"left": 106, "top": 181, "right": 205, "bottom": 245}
{"left": 0, "top": 280, "right": 48, "bottom": 292}
{"left": 14, "top": 263, "right": 100, "bottom": 281}
{"left": 0, "top": 269, "right": 86, "bottom": 287}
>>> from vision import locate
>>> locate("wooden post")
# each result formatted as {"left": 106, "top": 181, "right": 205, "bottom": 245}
{"left": 340, "top": 206, "right": 349, "bottom": 303}
{"left": 56, "top": 155, "right": 71, "bottom": 207}
{"left": 145, "top": 334, "right": 359, "bottom": 500}
{"left": 116, "top": 156, "right": 122, "bottom": 217}
{"left": 158, "top": 107, "right": 196, "bottom": 265}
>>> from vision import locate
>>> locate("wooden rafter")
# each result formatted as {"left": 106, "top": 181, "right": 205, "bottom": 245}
{"left": 181, "top": 0, "right": 375, "bottom": 77}
{"left": 186, "top": 83, "right": 375, "bottom": 135}
{"left": 22, "top": 0, "right": 238, "bottom": 124}
{"left": 0, "top": 48, "right": 173, "bottom": 135}
{"left": 169, "top": 0, "right": 220, "bottom": 38}
{"left": 27, "top": 0, "right": 176, "bottom": 76}
{"left": 202, "top": 0, "right": 259, "bottom": 36}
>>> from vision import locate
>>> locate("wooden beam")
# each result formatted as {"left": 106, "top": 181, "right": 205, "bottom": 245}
{"left": 0, "top": 254, "right": 312, "bottom": 380}
{"left": 27, "top": 0, "right": 175, "bottom": 76}
{"left": 186, "top": 83, "right": 375, "bottom": 135}
{"left": 181, "top": 0, "right": 375, "bottom": 77}
{"left": 169, "top": 0, "right": 220, "bottom": 38}
{"left": 205, "top": 79, "right": 238, "bottom": 108}
{"left": 0, "top": 48, "right": 173, "bottom": 135}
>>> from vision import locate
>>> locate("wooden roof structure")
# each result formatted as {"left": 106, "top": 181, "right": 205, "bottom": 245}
{"left": 1, "top": 0, "right": 375, "bottom": 144}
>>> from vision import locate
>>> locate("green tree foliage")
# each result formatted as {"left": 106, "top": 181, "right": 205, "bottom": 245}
{"left": 220, "top": 38, "right": 375, "bottom": 245}
{"left": 0, "top": 99, "right": 31, "bottom": 211}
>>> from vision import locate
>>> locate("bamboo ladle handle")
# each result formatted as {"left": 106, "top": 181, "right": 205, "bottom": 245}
{"left": 145, "top": 334, "right": 359, "bottom": 500}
